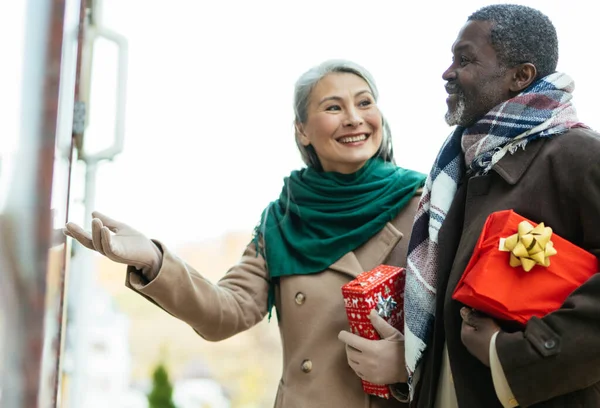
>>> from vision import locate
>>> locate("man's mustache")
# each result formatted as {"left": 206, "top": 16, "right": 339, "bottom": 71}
{"left": 445, "top": 82, "right": 461, "bottom": 95}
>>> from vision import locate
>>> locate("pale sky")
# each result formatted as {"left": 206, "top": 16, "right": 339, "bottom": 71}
{"left": 2, "top": 0, "right": 599, "bottom": 247}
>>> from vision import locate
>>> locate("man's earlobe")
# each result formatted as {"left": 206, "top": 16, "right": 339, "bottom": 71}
{"left": 510, "top": 63, "right": 537, "bottom": 92}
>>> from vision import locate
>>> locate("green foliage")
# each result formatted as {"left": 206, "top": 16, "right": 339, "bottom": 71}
{"left": 148, "top": 362, "right": 177, "bottom": 408}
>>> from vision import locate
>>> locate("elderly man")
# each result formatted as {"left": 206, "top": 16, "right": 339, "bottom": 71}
{"left": 403, "top": 4, "right": 600, "bottom": 408}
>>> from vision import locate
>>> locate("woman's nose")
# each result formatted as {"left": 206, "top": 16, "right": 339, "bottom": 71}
{"left": 344, "top": 108, "right": 363, "bottom": 127}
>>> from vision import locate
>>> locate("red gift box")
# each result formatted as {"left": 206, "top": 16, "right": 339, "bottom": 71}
{"left": 453, "top": 210, "right": 598, "bottom": 325}
{"left": 341, "top": 265, "right": 405, "bottom": 399}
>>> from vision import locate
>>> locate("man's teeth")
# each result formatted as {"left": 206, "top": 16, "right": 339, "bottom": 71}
{"left": 338, "top": 134, "right": 367, "bottom": 143}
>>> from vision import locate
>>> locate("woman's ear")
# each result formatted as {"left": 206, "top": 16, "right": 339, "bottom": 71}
{"left": 509, "top": 63, "right": 537, "bottom": 93}
{"left": 295, "top": 122, "right": 310, "bottom": 147}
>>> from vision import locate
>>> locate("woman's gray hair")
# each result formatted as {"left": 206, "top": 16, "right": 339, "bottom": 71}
{"left": 293, "top": 59, "right": 395, "bottom": 169}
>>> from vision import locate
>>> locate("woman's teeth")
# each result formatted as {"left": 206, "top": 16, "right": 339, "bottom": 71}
{"left": 338, "top": 134, "right": 367, "bottom": 143}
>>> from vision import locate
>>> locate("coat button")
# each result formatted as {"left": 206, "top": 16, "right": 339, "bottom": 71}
{"left": 544, "top": 339, "right": 556, "bottom": 350}
{"left": 301, "top": 359, "right": 312, "bottom": 373}
{"left": 295, "top": 292, "right": 306, "bottom": 305}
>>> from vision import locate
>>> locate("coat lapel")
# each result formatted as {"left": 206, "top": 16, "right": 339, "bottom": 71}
{"left": 492, "top": 138, "right": 546, "bottom": 185}
{"left": 327, "top": 251, "right": 364, "bottom": 278}
{"left": 329, "top": 222, "right": 404, "bottom": 279}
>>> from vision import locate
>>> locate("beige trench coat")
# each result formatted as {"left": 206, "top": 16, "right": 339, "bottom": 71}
{"left": 126, "top": 193, "right": 421, "bottom": 408}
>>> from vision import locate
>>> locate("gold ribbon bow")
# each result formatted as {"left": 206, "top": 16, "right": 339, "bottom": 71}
{"left": 499, "top": 220, "right": 558, "bottom": 272}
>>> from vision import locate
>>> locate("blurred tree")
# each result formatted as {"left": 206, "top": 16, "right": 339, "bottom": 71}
{"left": 148, "top": 362, "right": 177, "bottom": 408}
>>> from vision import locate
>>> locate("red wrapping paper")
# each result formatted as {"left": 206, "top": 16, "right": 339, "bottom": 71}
{"left": 453, "top": 210, "right": 598, "bottom": 325}
{"left": 341, "top": 265, "right": 405, "bottom": 399}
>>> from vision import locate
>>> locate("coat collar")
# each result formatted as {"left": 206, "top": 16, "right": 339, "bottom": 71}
{"left": 328, "top": 221, "right": 404, "bottom": 278}
{"left": 491, "top": 138, "right": 546, "bottom": 185}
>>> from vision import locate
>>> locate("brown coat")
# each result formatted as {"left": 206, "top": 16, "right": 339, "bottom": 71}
{"left": 414, "top": 128, "right": 600, "bottom": 408}
{"left": 126, "top": 193, "right": 422, "bottom": 408}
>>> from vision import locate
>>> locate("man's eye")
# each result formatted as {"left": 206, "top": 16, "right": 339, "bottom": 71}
{"left": 460, "top": 56, "right": 470, "bottom": 66}
{"left": 326, "top": 105, "right": 341, "bottom": 111}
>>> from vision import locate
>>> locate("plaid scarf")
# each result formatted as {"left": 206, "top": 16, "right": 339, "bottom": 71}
{"left": 403, "top": 72, "right": 587, "bottom": 394}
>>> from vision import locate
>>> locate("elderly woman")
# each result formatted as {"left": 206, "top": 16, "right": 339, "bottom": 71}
{"left": 64, "top": 59, "right": 426, "bottom": 408}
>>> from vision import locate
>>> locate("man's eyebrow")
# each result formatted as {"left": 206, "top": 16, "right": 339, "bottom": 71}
{"left": 318, "top": 90, "right": 373, "bottom": 105}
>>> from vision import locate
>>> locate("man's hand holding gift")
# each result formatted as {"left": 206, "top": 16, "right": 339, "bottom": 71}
{"left": 460, "top": 307, "right": 501, "bottom": 367}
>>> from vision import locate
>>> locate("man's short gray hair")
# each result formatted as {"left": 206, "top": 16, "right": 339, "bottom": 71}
{"left": 468, "top": 4, "right": 558, "bottom": 79}
{"left": 293, "top": 59, "right": 394, "bottom": 170}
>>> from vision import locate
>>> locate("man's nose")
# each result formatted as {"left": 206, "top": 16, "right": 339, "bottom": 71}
{"left": 442, "top": 65, "right": 457, "bottom": 81}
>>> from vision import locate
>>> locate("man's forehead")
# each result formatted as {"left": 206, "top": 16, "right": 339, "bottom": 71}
{"left": 451, "top": 42, "right": 477, "bottom": 53}
{"left": 451, "top": 20, "right": 494, "bottom": 50}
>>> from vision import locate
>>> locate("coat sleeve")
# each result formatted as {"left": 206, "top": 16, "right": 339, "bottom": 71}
{"left": 496, "top": 159, "right": 600, "bottom": 407}
{"left": 125, "top": 240, "right": 271, "bottom": 341}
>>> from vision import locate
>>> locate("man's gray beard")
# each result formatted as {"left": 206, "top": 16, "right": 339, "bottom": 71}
{"left": 445, "top": 93, "right": 466, "bottom": 126}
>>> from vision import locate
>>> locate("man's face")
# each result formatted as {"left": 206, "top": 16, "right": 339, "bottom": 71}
{"left": 442, "top": 20, "right": 513, "bottom": 127}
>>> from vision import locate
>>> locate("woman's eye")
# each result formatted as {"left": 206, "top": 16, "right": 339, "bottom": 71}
{"left": 359, "top": 99, "right": 372, "bottom": 107}
{"left": 325, "top": 105, "right": 341, "bottom": 111}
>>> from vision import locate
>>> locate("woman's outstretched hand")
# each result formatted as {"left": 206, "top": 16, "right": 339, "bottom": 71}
{"left": 63, "top": 211, "right": 163, "bottom": 279}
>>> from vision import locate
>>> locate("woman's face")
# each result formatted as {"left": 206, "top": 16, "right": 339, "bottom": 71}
{"left": 297, "top": 72, "right": 383, "bottom": 174}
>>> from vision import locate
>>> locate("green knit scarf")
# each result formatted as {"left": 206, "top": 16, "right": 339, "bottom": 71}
{"left": 253, "top": 157, "right": 426, "bottom": 318}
